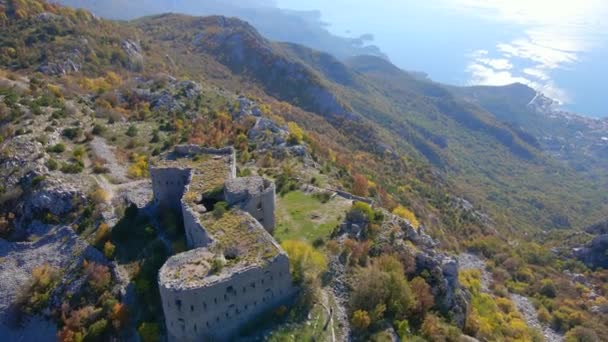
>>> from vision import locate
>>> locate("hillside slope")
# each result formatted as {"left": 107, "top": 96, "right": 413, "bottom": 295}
{"left": 131, "top": 14, "right": 607, "bottom": 232}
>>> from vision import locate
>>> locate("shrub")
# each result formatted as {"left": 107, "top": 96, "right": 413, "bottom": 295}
{"left": 538, "top": 306, "right": 551, "bottom": 324}
{"left": 352, "top": 173, "right": 369, "bottom": 197}
{"left": 138, "top": 322, "right": 160, "bottom": 342}
{"left": 349, "top": 202, "right": 374, "bottom": 221}
{"left": 103, "top": 241, "right": 116, "bottom": 259}
{"left": 126, "top": 124, "right": 138, "bottom": 137}
{"left": 92, "top": 124, "right": 106, "bottom": 136}
{"left": 16, "top": 264, "right": 60, "bottom": 316}
{"left": 62, "top": 127, "right": 82, "bottom": 140}
{"left": 564, "top": 326, "right": 600, "bottom": 342}
{"left": 287, "top": 122, "right": 304, "bottom": 144}
{"left": 213, "top": 202, "right": 228, "bottom": 219}
{"left": 90, "top": 187, "right": 110, "bottom": 205}
{"left": 281, "top": 240, "right": 327, "bottom": 284}
{"left": 84, "top": 261, "right": 111, "bottom": 294}
{"left": 350, "top": 255, "right": 414, "bottom": 322}
{"left": 94, "top": 223, "right": 110, "bottom": 246}
{"left": 393, "top": 205, "right": 420, "bottom": 228}
{"left": 210, "top": 258, "right": 225, "bottom": 274}
{"left": 127, "top": 154, "right": 148, "bottom": 179}
{"left": 539, "top": 279, "right": 557, "bottom": 298}
{"left": 60, "top": 160, "right": 84, "bottom": 174}
{"left": 351, "top": 310, "right": 371, "bottom": 332}
{"left": 85, "top": 319, "right": 108, "bottom": 340}
{"left": 48, "top": 143, "right": 66, "bottom": 153}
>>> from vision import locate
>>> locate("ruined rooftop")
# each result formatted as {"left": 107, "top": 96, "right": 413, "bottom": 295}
{"left": 159, "top": 209, "right": 282, "bottom": 290}
{"left": 153, "top": 146, "right": 235, "bottom": 197}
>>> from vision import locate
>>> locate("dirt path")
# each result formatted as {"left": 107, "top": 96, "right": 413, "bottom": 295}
{"left": 511, "top": 294, "right": 563, "bottom": 342}
{"left": 458, "top": 253, "right": 563, "bottom": 342}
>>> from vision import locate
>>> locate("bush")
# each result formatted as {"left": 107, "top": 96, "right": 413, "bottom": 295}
{"left": 281, "top": 240, "right": 327, "bottom": 284}
{"left": 15, "top": 264, "right": 60, "bottom": 316}
{"left": 287, "top": 122, "right": 304, "bottom": 144}
{"left": 213, "top": 202, "right": 228, "bottom": 219}
{"left": 539, "top": 279, "right": 557, "bottom": 298}
{"left": 103, "top": 241, "right": 116, "bottom": 259}
{"left": 210, "top": 258, "right": 225, "bottom": 274}
{"left": 351, "top": 310, "right": 371, "bottom": 332}
{"left": 62, "top": 127, "right": 82, "bottom": 140}
{"left": 85, "top": 319, "right": 108, "bottom": 341}
{"left": 350, "top": 255, "right": 414, "bottom": 322}
{"left": 393, "top": 205, "right": 420, "bottom": 228}
{"left": 126, "top": 124, "right": 138, "bottom": 137}
{"left": 84, "top": 261, "right": 111, "bottom": 294}
{"left": 564, "top": 326, "right": 600, "bottom": 342}
{"left": 61, "top": 160, "right": 84, "bottom": 174}
{"left": 94, "top": 223, "right": 110, "bottom": 246}
{"left": 127, "top": 154, "right": 148, "bottom": 179}
{"left": 48, "top": 143, "right": 66, "bottom": 153}
{"left": 138, "top": 322, "right": 160, "bottom": 342}
{"left": 92, "top": 124, "right": 106, "bottom": 136}
{"left": 90, "top": 187, "right": 110, "bottom": 205}
{"left": 349, "top": 202, "right": 374, "bottom": 221}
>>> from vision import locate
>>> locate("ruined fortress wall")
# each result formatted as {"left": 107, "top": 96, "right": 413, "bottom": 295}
{"left": 181, "top": 201, "right": 212, "bottom": 249}
{"left": 173, "top": 145, "right": 237, "bottom": 178}
{"left": 237, "top": 184, "right": 276, "bottom": 234}
{"left": 160, "top": 254, "right": 294, "bottom": 342}
{"left": 150, "top": 168, "right": 192, "bottom": 209}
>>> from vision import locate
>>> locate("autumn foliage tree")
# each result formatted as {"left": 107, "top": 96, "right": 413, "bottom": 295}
{"left": 352, "top": 173, "right": 369, "bottom": 197}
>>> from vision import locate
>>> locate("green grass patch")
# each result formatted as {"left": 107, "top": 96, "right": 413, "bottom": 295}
{"left": 274, "top": 191, "right": 350, "bottom": 243}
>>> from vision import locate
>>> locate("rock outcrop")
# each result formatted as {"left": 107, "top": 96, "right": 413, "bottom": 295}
{"left": 575, "top": 235, "right": 608, "bottom": 269}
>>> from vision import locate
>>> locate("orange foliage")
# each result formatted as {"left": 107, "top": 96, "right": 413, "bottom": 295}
{"left": 352, "top": 173, "right": 369, "bottom": 197}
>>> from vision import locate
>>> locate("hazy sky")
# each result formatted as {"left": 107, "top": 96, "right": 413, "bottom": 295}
{"left": 276, "top": 0, "right": 608, "bottom": 117}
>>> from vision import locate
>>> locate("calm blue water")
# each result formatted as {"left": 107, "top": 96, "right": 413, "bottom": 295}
{"left": 276, "top": 0, "right": 607, "bottom": 118}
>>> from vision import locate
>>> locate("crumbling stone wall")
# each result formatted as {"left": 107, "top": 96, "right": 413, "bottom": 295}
{"left": 173, "top": 145, "right": 237, "bottom": 178}
{"left": 225, "top": 177, "right": 276, "bottom": 233}
{"left": 160, "top": 252, "right": 293, "bottom": 342}
{"left": 150, "top": 167, "right": 192, "bottom": 209}
{"left": 181, "top": 200, "right": 213, "bottom": 249}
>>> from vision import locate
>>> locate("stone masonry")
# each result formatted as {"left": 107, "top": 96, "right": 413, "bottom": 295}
{"left": 151, "top": 145, "right": 294, "bottom": 341}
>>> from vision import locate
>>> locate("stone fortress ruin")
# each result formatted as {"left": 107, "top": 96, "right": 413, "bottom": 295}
{"left": 151, "top": 145, "right": 294, "bottom": 341}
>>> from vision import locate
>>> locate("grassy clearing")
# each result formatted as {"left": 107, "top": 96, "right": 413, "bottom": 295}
{"left": 274, "top": 191, "right": 351, "bottom": 243}
{"left": 267, "top": 301, "right": 333, "bottom": 341}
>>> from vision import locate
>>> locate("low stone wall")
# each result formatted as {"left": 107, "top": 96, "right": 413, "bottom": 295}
{"left": 181, "top": 200, "right": 212, "bottom": 249}
{"left": 160, "top": 253, "right": 294, "bottom": 342}
{"left": 329, "top": 188, "right": 374, "bottom": 205}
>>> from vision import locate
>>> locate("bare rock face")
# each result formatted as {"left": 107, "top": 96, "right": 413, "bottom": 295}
{"left": 121, "top": 39, "right": 144, "bottom": 71}
{"left": 575, "top": 235, "right": 608, "bottom": 269}
{"left": 415, "top": 251, "right": 470, "bottom": 329}
{"left": 23, "top": 187, "right": 85, "bottom": 219}
{"left": 38, "top": 49, "right": 82, "bottom": 76}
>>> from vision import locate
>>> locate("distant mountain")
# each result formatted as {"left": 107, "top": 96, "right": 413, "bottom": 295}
{"left": 453, "top": 84, "right": 608, "bottom": 183}
{"left": 132, "top": 14, "right": 607, "bottom": 232}
{"left": 57, "top": 0, "right": 387, "bottom": 60}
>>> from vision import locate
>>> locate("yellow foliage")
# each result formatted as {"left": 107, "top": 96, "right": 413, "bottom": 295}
{"left": 47, "top": 84, "right": 63, "bottom": 98}
{"left": 90, "top": 186, "right": 110, "bottom": 204}
{"left": 287, "top": 122, "right": 304, "bottom": 144}
{"left": 94, "top": 222, "right": 110, "bottom": 245}
{"left": 103, "top": 241, "right": 116, "bottom": 259}
{"left": 128, "top": 154, "right": 149, "bottom": 179}
{"left": 80, "top": 72, "right": 122, "bottom": 93}
{"left": 351, "top": 310, "right": 371, "bottom": 331}
{"left": 392, "top": 205, "right": 420, "bottom": 228}
{"left": 281, "top": 240, "right": 327, "bottom": 282}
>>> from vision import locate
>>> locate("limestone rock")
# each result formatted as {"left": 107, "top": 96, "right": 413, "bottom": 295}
{"left": 575, "top": 235, "right": 608, "bottom": 269}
